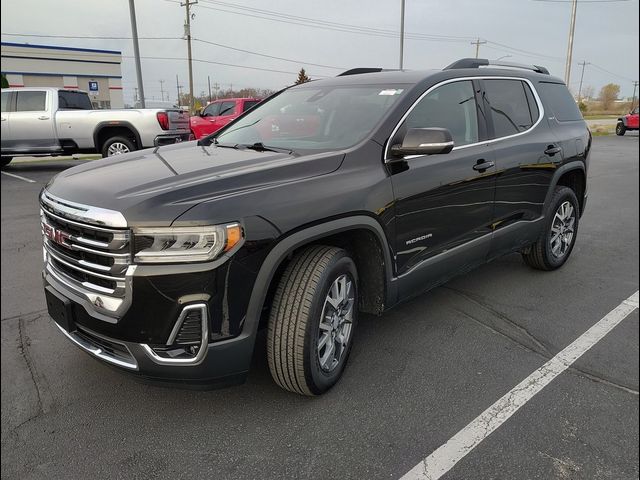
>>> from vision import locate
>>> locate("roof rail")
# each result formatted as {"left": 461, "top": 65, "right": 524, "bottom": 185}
{"left": 444, "top": 58, "right": 549, "bottom": 75}
{"left": 338, "top": 68, "right": 384, "bottom": 76}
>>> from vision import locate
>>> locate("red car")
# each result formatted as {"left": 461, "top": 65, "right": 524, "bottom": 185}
{"left": 616, "top": 106, "right": 639, "bottom": 136}
{"left": 190, "top": 98, "right": 261, "bottom": 139}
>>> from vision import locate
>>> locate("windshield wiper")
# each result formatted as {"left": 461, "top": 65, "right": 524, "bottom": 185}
{"left": 238, "top": 142, "right": 294, "bottom": 154}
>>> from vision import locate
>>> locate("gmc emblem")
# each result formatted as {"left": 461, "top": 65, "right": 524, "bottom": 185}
{"left": 43, "top": 223, "right": 70, "bottom": 246}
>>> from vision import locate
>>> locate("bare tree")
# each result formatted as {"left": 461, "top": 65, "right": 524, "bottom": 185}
{"left": 599, "top": 83, "right": 620, "bottom": 111}
{"left": 582, "top": 85, "right": 595, "bottom": 101}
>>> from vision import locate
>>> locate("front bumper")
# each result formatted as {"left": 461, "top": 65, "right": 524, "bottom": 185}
{"left": 43, "top": 262, "right": 257, "bottom": 387}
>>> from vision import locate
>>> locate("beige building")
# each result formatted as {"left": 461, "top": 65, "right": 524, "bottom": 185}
{"left": 1, "top": 42, "right": 124, "bottom": 108}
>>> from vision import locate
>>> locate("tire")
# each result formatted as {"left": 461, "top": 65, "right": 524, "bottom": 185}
{"left": 1, "top": 156, "right": 12, "bottom": 168}
{"left": 101, "top": 136, "right": 136, "bottom": 158}
{"left": 616, "top": 122, "right": 626, "bottom": 136}
{"left": 522, "top": 186, "right": 580, "bottom": 271}
{"left": 267, "top": 245, "right": 358, "bottom": 396}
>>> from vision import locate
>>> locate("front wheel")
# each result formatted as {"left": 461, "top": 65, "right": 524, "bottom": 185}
{"left": 267, "top": 246, "right": 358, "bottom": 396}
{"left": 522, "top": 186, "right": 580, "bottom": 271}
{"left": 101, "top": 136, "right": 136, "bottom": 157}
{"left": 616, "top": 122, "right": 626, "bottom": 136}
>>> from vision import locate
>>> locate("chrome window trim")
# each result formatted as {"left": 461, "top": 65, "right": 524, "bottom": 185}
{"left": 384, "top": 76, "right": 545, "bottom": 162}
{"left": 53, "top": 322, "right": 138, "bottom": 370}
{"left": 140, "top": 303, "right": 210, "bottom": 366}
{"left": 41, "top": 190, "right": 128, "bottom": 228}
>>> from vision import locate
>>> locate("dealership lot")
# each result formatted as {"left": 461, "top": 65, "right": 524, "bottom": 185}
{"left": 1, "top": 135, "right": 638, "bottom": 479}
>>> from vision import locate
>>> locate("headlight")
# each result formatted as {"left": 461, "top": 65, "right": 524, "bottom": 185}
{"left": 133, "top": 223, "right": 243, "bottom": 263}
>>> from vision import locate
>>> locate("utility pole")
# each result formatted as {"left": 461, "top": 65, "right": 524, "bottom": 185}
{"left": 175, "top": 74, "right": 180, "bottom": 105}
{"left": 632, "top": 81, "right": 639, "bottom": 111}
{"left": 128, "top": 0, "right": 145, "bottom": 108}
{"left": 181, "top": 0, "right": 197, "bottom": 114}
{"left": 213, "top": 82, "right": 220, "bottom": 100}
{"left": 471, "top": 38, "right": 486, "bottom": 59}
{"left": 564, "top": 0, "right": 578, "bottom": 85}
{"left": 577, "top": 61, "right": 590, "bottom": 102}
{"left": 399, "top": 0, "right": 405, "bottom": 70}
{"left": 159, "top": 80, "right": 165, "bottom": 102}
{"left": 207, "top": 75, "right": 212, "bottom": 102}
{"left": 134, "top": 87, "right": 139, "bottom": 106}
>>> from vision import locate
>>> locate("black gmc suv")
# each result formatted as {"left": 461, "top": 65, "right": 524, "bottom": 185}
{"left": 41, "top": 58, "right": 590, "bottom": 395}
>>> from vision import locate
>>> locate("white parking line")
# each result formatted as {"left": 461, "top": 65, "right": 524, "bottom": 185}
{"left": 401, "top": 290, "right": 639, "bottom": 480}
{"left": 1, "top": 171, "right": 37, "bottom": 183}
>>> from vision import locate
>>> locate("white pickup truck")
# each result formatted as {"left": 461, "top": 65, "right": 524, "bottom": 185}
{"left": 1, "top": 87, "right": 190, "bottom": 166}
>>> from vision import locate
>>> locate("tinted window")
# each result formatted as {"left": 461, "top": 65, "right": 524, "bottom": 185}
{"left": 203, "top": 102, "right": 221, "bottom": 117}
{"left": 16, "top": 91, "right": 46, "bottom": 112}
{"left": 219, "top": 101, "right": 236, "bottom": 116}
{"left": 484, "top": 80, "right": 537, "bottom": 138}
{"left": 1, "top": 92, "right": 10, "bottom": 112}
{"left": 242, "top": 100, "right": 260, "bottom": 112}
{"left": 58, "top": 90, "right": 92, "bottom": 110}
{"left": 538, "top": 82, "right": 582, "bottom": 122}
{"left": 403, "top": 80, "right": 478, "bottom": 147}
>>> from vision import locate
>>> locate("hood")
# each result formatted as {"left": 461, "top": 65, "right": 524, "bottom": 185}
{"left": 45, "top": 141, "right": 344, "bottom": 226}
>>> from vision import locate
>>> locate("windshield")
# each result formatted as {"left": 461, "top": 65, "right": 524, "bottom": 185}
{"left": 215, "top": 84, "right": 407, "bottom": 151}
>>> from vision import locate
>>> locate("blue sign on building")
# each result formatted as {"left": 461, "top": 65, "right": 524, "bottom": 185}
{"left": 88, "top": 81, "right": 99, "bottom": 92}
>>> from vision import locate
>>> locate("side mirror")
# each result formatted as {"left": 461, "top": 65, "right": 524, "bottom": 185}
{"left": 390, "top": 127, "right": 454, "bottom": 158}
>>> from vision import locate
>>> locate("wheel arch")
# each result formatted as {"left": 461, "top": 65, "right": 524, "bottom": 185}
{"left": 544, "top": 163, "right": 586, "bottom": 216}
{"left": 244, "top": 216, "right": 395, "bottom": 339}
{"left": 93, "top": 121, "right": 142, "bottom": 152}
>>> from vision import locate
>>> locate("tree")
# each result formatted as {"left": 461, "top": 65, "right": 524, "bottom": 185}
{"left": 294, "top": 68, "right": 311, "bottom": 85}
{"left": 1, "top": 74, "right": 8, "bottom": 89}
{"left": 582, "top": 85, "right": 595, "bottom": 101}
{"left": 599, "top": 83, "right": 620, "bottom": 111}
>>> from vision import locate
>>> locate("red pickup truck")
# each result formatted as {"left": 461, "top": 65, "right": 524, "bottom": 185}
{"left": 616, "top": 107, "right": 639, "bottom": 136}
{"left": 190, "top": 98, "right": 261, "bottom": 139}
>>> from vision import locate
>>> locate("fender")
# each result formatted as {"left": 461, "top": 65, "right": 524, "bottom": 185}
{"left": 242, "top": 215, "right": 395, "bottom": 340}
{"left": 92, "top": 121, "right": 143, "bottom": 150}
{"left": 618, "top": 116, "right": 628, "bottom": 127}
{"left": 542, "top": 161, "right": 586, "bottom": 213}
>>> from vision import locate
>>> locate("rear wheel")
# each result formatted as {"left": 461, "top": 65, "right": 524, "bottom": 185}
{"left": 267, "top": 246, "right": 358, "bottom": 396}
{"left": 616, "top": 121, "right": 626, "bottom": 136}
{"left": 522, "top": 186, "right": 579, "bottom": 271}
{"left": 1, "top": 156, "right": 12, "bottom": 168}
{"left": 101, "top": 136, "right": 136, "bottom": 157}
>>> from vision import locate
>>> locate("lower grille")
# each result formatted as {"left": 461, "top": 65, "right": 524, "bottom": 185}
{"left": 174, "top": 309, "right": 203, "bottom": 345}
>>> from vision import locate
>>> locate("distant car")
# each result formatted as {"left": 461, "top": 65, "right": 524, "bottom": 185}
{"left": 616, "top": 107, "right": 639, "bottom": 136}
{"left": 190, "top": 98, "right": 261, "bottom": 139}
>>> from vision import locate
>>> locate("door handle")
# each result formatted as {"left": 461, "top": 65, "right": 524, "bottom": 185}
{"left": 473, "top": 159, "right": 495, "bottom": 172}
{"left": 38, "top": 115, "right": 50, "bottom": 120}
{"left": 544, "top": 146, "right": 562, "bottom": 156}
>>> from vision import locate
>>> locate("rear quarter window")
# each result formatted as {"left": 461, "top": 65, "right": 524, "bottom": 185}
{"left": 58, "top": 90, "right": 92, "bottom": 110}
{"left": 484, "top": 79, "right": 539, "bottom": 138}
{"left": 537, "top": 82, "right": 583, "bottom": 122}
{"left": 242, "top": 100, "right": 260, "bottom": 112}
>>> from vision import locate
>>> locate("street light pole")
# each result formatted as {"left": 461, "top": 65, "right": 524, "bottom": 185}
{"left": 128, "top": 0, "right": 145, "bottom": 108}
{"left": 399, "top": 0, "right": 405, "bottom": 70}
{"left": 564, "top": 0, "right": 578, "bottom": 85}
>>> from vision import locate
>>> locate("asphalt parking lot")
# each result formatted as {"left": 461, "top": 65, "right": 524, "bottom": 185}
{"left": 1, "top": 135, "right": 638, "bottom": 479}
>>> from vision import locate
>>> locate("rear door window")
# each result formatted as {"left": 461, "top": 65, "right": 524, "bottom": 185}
{"left": 242, "top": 100, "right": 260, "bottom": 112}
{"left": 484, "top": 79, "right": 538, "bottom": 138}
{"left": 16, "top": 91, "right": 47, "bottom": 112}
{"left": 58, "top": 90, "right": 92, "bottom": 110}
{"left": 218, "top": 101, "right": 236, "bottom": 116}
{"left": 537, "top": 82, "right": 583, "bottom": 122}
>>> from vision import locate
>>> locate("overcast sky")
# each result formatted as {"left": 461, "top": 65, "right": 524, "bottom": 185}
{"left": 1, "top": 0, "right": 638, "bottom": 105}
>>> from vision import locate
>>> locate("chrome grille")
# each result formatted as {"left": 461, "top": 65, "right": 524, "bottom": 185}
{"left": 40, "top": 192, "right": 132, "bottom": 306}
